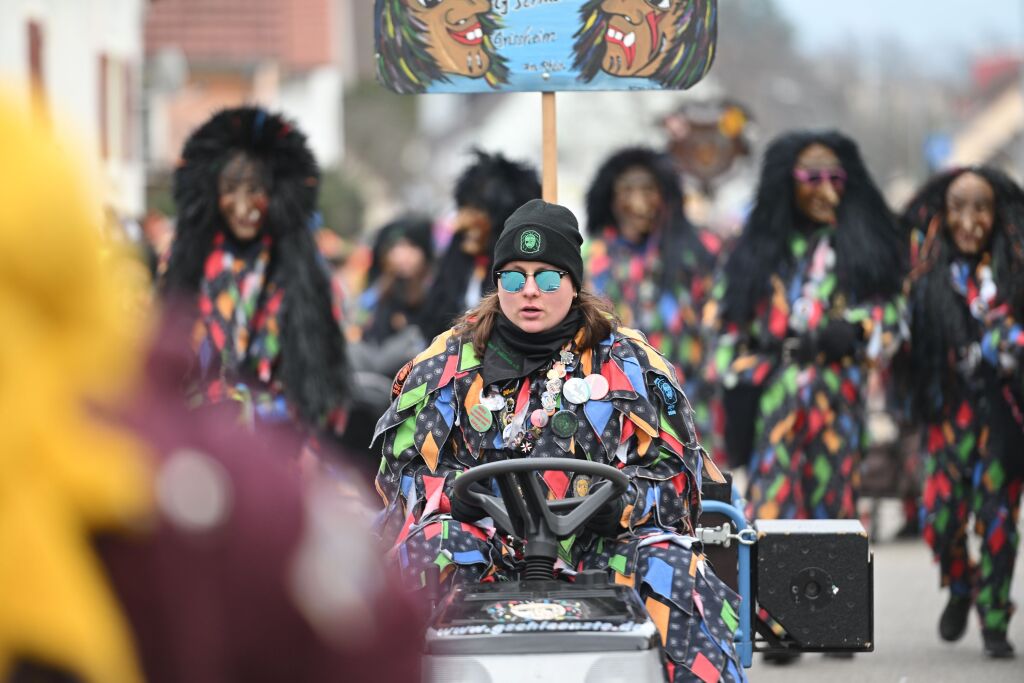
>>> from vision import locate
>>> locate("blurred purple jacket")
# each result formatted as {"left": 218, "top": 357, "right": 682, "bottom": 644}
{"left": 94, "top": 310, "right": 423, "bottom": 683}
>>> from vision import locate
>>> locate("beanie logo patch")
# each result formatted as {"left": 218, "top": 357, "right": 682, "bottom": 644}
{"left": 520, "top": 229, "right": 542, "bottom": 254}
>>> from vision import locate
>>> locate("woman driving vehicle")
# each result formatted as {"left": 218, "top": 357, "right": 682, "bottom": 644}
{"left": 374, "top": 199, "right": 745, "bottom": 682}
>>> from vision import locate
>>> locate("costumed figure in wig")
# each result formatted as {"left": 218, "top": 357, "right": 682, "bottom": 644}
{"left": 705, "top": 131, "right": 906, "bottom": 521}
{"left": 375, "top": 199, "right": 746, "bottom": 682}
{"left": 0, "top": 91, "right": 421, "bottom": 683}
{"left": 159, "top": 107, "right": 349, "bottom": 436}
{"left": 418, "top": 149, "right": 541, "bottom": 342}
{"left": 903, "top": 166, "right": 1024, "bottom": 658}
{"left": 584, "top": 147, "right": 723, "bottom": 463}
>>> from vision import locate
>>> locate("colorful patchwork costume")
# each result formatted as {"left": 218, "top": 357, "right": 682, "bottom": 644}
{"left": 374, "top": 327, "right": 746, "bottom": 682}
{"left": 706, "top": 131, "right": 907, "bottom": 521}
{"left": 708, "top": 229, "right": 904, "bottom": 519}
{"left": 160, "top": 107, "right": 349, "bottom": 433}
{"left": 904, "top": 167, "right": 1024, "bottom": 640}
{"left": 584, "top": 148, "right": 724, "bottom": 464}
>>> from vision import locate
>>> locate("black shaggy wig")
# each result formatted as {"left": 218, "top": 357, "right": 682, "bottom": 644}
{"left": 721, "top": 130, "right": 905, "bottom": 325}
{"left": 585, "top": 146, "right": 714, "bottom": 287}
{"left": 453, "top": 149, "right": 542, "bottom": 248}
{"left": 160, "top": 106, "right": 349, "bottom": 426}
{"left": 903, "top": 165, "right": 1024, "bottom": 418}
{"left": 419, "top": 149, "right": 541, "bottom": 340}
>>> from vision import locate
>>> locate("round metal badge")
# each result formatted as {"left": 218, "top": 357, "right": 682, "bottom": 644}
{"left": 469, "top": 403, "right": 494, "bottom": 432}
{"left": 551, "top": 409, "right": 579, "bottom": 438}
{"left": 562, "top": 377, "right": 591, "bottom": 404}
{"left": 530, "top": 408, "right": 549, "bottom": 428}
{"left": 584, "top": 374, "right": 610, "bottom": 401}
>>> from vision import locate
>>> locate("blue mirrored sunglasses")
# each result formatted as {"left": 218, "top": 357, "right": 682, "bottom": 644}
{"left": 496, "top": 269, "right": 568, "bottom": 293}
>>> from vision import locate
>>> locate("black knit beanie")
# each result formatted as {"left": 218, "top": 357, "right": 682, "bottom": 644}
{"left": 492, "top": 199, "right": 584, "bottom": 286}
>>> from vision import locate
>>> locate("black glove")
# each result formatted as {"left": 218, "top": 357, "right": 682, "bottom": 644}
{"left": 584, "top": 491, "right": 629, "bottom": 538}
{"left": 816, "top": 319, "right": 865, "bottom": 362}
{"left": 450, "top": 482, "right": 492, "bottom": 523}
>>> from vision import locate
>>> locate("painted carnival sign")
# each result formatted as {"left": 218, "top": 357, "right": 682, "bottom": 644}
{"left": 374, "top": 0, "right": 717, "bottom": 94}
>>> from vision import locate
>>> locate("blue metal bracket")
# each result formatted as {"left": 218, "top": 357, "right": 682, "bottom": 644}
{"left": 700, "top": 499, "right": 754, "bottom": 668}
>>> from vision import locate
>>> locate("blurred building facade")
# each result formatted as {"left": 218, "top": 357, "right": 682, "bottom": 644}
{"left": 948, "top": 55, "right": 1024, "bottom": 173}
{"left": 144, "top": 0, "right": 343, "bottom": 172}
{"left": 0, "top": 0, "right": 148, "bottom": 216}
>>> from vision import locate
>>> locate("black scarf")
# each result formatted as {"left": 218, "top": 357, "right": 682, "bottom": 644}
{"left": 482, "top": 308, "right": 582, "bottom": 386}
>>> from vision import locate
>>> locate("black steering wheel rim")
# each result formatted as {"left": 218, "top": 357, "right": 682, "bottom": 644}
{"left": 453, "top": 457, "right": 630, "bottom": 545}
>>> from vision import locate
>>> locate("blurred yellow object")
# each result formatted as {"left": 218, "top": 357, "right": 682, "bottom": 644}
{"left": 717, "top": 105, "right": 748, "bottom": 139}
{"left": 0, "top": 89, "right": 151, "bottom": 682}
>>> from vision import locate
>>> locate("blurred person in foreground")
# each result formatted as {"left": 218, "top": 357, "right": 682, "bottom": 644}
{"left": 0, "top": 89, "right": 421, "bottom": 683}
{"left": 417, "top": 149, "right": 541, "bottom": 342}
{"left": 903, "top": 166, "right": 1024, "bottom": 658}
{"left": 375, "top": 199, "right": 745, "bottom": 683}
{"left": 584, "top": 147, "right": 724, "bottom": 465}
{"left": 158, "top": 106, "right": 348, "bottom": 438}
{"left": 704, "top": 131, "right": 906, "bottom": 522}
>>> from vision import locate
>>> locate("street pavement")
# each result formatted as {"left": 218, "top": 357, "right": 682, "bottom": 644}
{"left": 745, "top": 500, "right": 1024, "bottom": 682}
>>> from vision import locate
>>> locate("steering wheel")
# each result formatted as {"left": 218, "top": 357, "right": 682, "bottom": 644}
{"left": 453, "top": 458, "right": 629, "bottom": 580}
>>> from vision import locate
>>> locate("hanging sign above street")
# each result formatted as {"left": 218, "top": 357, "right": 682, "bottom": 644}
{"left": 374, "top": 0, "right": 717, "bottom": 94}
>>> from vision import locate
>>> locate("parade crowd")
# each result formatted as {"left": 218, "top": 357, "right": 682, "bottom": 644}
{"left": 3, "top": 96, "right": 1023, "bottom": 683}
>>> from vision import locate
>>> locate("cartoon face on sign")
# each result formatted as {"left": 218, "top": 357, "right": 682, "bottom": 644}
{"left": 375, "top": 0, "right": 510, "bottom": 94}
{"left": 375, "top": 0, "right": 717, "bottom": 93}
{"left": 572, "top": 0, "right": 716, "bottom": 87}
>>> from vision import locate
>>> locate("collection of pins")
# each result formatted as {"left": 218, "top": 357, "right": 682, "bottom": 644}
{"left": 473, "top": 349, "right": 613, "bottom": 452}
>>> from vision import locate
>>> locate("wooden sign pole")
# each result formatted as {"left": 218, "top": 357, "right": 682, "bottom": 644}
{"left": 541, "top": 92, "right": 557, "bottom": 203}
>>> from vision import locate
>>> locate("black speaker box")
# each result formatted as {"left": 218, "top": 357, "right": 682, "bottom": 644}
{"left": 754, "top": 519, "right": 873, "bottom": 650}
